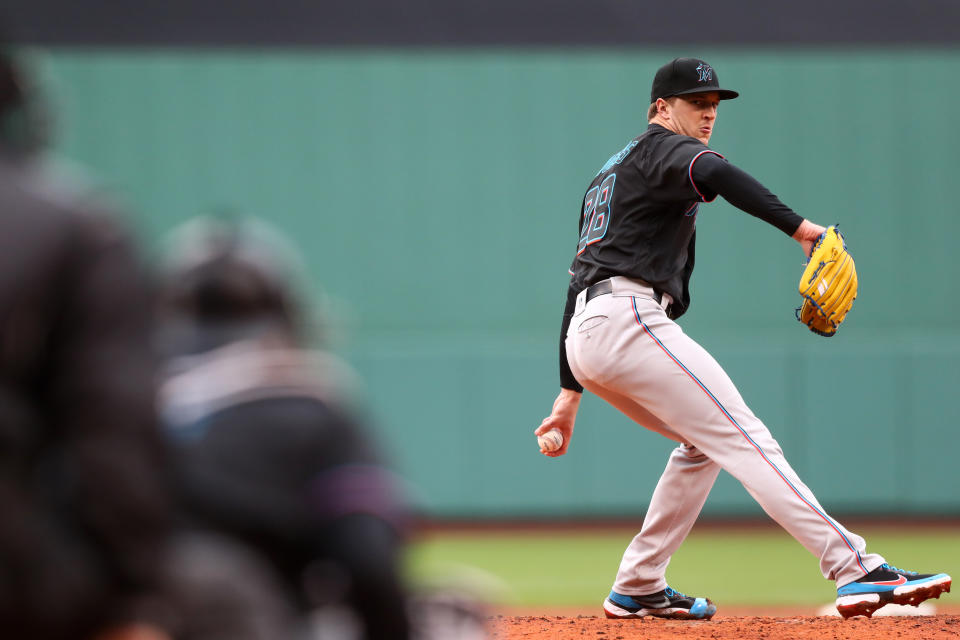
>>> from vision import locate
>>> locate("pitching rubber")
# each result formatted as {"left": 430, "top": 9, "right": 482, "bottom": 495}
{"left": 836, "top": 575, "right": 952, "bottom": 619}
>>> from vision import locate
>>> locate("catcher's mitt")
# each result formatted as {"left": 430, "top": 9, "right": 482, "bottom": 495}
{"left": 796, "top": 225, "right": 857, "bottom": 337}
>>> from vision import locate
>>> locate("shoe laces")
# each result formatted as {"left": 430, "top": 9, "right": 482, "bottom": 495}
{"left": 664, "top": 586, "right": 688, "bottom": 599}
{"left": 881, "top": 563, "right": 917, "bottom": 575}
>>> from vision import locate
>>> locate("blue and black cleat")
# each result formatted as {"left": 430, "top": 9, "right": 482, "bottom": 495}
{"left": 836, "top": 563, "right": 951, "bottom": 618}
{"left": 603, "top": 586, "right": 717, "bottom": 620}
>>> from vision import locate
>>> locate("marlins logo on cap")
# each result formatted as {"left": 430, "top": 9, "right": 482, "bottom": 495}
{"left": 695, "top": 63, "right": 713, "bottom": 83}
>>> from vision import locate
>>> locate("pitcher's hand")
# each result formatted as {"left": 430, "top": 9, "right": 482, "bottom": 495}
{"left": 534, "top": 389, "right": 581, "bottom": 457}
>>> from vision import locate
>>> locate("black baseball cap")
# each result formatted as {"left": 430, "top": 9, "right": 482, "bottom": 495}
{"left": 650, "top": 58, "right": 739, "bottom": 103}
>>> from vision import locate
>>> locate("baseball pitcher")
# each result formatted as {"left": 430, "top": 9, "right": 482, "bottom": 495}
{"left": 535, "top": 57, "right": 951, "bottom": 620}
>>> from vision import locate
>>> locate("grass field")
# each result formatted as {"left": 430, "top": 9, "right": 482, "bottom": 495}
{"left": 405, "top": 523, "right": 960, "bottom": 608}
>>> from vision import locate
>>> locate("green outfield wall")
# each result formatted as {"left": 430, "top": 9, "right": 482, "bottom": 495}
{"left": 39, "top": 48, "right": 960, "bottom": 517}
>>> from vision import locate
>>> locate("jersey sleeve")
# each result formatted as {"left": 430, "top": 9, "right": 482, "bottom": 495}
{"left": 690, "top": 153, "right": 804, "bottom": 236}
{"left": 559, "top": 282, "right": 583, "bottom": 393}
{"left": 687, "top": 149, "right": 724, "bottom": 202}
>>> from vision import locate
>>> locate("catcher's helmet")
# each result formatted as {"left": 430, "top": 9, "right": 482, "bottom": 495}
{"left": 158, "top": 216, "right": 309, "bottom": 336}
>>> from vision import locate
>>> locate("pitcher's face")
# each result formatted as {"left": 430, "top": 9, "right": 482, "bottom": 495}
{"left": 664, "top": 91, "right": 720, "bottom": 144}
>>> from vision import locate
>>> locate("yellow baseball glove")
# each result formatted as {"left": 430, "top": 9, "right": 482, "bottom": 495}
{"left": 796, "top": 226, "right": 857, "bottom": 337}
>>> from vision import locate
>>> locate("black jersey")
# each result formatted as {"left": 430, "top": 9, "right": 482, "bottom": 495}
{"left": 569, "top": 123, "right": 720, "bottom": 319}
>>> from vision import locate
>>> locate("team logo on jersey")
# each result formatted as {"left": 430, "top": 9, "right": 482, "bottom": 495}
{"left": 597, "top": 140, "right": 639, "bottom": 176}
{"left": 695, "top": 63, "right": 713, "bottom": 83}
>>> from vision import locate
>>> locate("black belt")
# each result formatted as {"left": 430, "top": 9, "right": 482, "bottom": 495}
{"left": 585, "top": 279, "right": 663, "bottom": 304}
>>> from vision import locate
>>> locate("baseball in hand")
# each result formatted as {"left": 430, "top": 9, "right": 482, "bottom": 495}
{"left": 538, "top": 428, "right": 563, "bottom": 452}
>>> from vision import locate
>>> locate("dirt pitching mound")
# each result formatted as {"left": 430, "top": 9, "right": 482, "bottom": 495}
{"left": 489, "top": 614, "right": 960, "bottom": 639}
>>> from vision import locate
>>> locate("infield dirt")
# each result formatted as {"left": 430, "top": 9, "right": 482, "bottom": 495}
{"left": 489, "top": 614, "right": 960, "bottom": 639}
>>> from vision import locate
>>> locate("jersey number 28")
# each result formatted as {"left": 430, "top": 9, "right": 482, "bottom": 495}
{"left": 577, "top": 173, "right": 616, "bottom": 255}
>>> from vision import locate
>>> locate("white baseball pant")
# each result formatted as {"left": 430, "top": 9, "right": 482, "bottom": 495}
{"left": 565, "top": 276, "right": 884, "bottom": 594}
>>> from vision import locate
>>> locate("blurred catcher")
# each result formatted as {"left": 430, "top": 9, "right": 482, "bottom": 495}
{"left": 155, "top": 216, "right": 413, "bottom": 640}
